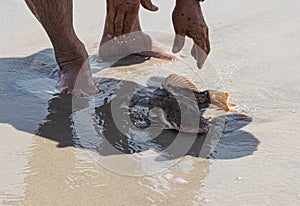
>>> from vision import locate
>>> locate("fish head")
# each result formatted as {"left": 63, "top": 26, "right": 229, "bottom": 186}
{"left": 208, "top": 90, "right": 237, "bottom": 111}
{"left": 149, "top": 88, "right": 208, "bottom": 133}
{"left": 148, "top": 74, "right": 214, "bottom": 133}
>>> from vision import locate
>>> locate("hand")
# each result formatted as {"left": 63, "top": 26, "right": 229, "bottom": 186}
{"left": 99, "top": 1, "right": 176, "bottom": 61}
{"left": 101, "top": 0, "right": 158, "bottom": 42}
{"left": 172, "top": 0, "right": 210, "bottom": 69}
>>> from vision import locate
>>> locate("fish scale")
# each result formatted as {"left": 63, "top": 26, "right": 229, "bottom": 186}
{"left": 128, "top": 74, "right": 235, "bottom": 133}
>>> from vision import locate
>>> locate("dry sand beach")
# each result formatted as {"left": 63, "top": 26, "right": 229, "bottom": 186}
{"left": 0, "top": 0, "right": 300, "bottom": 205}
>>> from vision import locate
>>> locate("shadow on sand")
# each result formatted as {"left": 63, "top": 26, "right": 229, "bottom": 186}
{"left": 0, "top": 49, "right": 260, "bottom": 160}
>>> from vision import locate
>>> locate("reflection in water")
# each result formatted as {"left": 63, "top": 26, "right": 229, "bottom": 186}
{"left": 0, "top": 49, "right": 258, "bottom": 162}
{"left": 36, "top": 95, "right": 74, "bottom": 147}
{"left": 0, "top": 49, "right": 260, "bottom": 204}
{"left": 92, "top": 78, "right": 255, "bottom": 160}
{"left": 35, "top": 76, "right": 256, "bottom": 162}
{"left": 95, "top": 92, "right": 209, "bottom": 158}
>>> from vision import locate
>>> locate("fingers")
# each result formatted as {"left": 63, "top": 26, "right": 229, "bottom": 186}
{"left": 196, "top": 52, "right": 206, "bottom": 69}
{"left": 172, "top": 25, "right": 210, "bottom": 68}
{"left": 191, "top": 44, "right": 196, "bottom": 59}
{"left": 187, "top": 25, "right": 210, "bottom": 54}
{"left": 138, "top": 51, "right": 175, "bottom": 61}
{"left": 100, "top": 32, "right": 112, "bottom": 46}
{"left": 198, "top": 26, "right": 210, "bottom": 55}
{"left": 172, "top": 34, "right": 186, "bottom": 53}
{"left": 123, "top": 8, "right": 139, "bottom": 34}
{"left": 106, "top": 8, "right": 139, "bottom": 37}
{"left": 172, "top": 8, "right": 187, "bottom": 53}
{"left": 105, "top": 11, "right": 115, "bottom": 37}
{"left": 114, "top": 10, "right": 126, "bottom": 37}
{"left": 191, "top": 43, "right": 207, "bottom": 69}
{"left": 204, "top": 29, "right": 211, "bottom": 54}
{"left": 187, "top": 27, "right": 210, "bottom": 69}
{"left": 141, "top": 0, "right": 159, "bottom": 11}
{"left": 105, "top": 0, "right": 140, "bottom": 38}
{"left": 105, "top": 0, "right": 158, "bottom": 38}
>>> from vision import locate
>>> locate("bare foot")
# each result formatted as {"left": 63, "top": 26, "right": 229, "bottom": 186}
{"left": 55, "top": 44, "right": 99, "bottom": 96}
{"left": 137, "top": 38, "right": 183, "bottom": 61}
{"left": 99, "top": 32, "right": 179, "bottom": 61}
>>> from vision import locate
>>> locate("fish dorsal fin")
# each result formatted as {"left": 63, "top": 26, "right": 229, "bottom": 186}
{"left": 163, "top": 74, "right": 198, "bottom": 92}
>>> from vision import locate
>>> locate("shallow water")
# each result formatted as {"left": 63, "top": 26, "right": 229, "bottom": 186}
{"left": 0, "top": 47, "right": 256, "bottom": 205}
{"left": 1, "top": 0, "right": 300, "bottom": 205}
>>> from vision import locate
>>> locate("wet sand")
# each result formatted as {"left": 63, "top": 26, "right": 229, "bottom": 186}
{"left": 1, "top": 0, "right": 300, "bottom": 205}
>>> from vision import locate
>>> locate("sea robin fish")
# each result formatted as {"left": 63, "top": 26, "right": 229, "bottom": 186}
{"left": 129, "top": 74, "right": 237, "bottom": 133}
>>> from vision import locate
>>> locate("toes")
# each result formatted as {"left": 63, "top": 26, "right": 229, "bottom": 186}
{"left": 137, "top": 51, "right": 176, "bottom": 61}
{"left": 63, "top": 88, "right": 100, "bottom": 97}
{"left": 59, "top": 83, "right": 100, "bottom": 96}
{"left": 71, "top": 89, "right": 89, "bottom": 97}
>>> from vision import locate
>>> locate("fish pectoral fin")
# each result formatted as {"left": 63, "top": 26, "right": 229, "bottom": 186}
{"left": 228, "top": 103, "right": 237, "bottom": 107}
{"left": 209, "top": 90, "right": 231, "bottom": 111}
{"left": 227, "top": 102, "right": 239, "bottom": 112}
{"left": 228, "top": 103, "right": 240, "bottom": 113}
{"left": 163, "top": 74, "right": 199, "bottom": 92}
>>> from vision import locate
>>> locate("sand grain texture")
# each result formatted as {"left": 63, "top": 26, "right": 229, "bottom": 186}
{"left": 0, "top": 0, "right": 299, "bottom": 206}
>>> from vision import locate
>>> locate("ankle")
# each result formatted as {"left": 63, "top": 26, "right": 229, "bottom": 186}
{"left": 54, "top": 41, "right": 89, "bottom": 72}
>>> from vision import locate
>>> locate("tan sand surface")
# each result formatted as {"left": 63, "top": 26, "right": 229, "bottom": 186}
{"left": 0, "top": 0, "right": 299, "bottom": 206}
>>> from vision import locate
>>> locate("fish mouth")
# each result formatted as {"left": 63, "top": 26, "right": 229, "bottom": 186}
{"left": 208, "top": 91, "right": 237, "bottom": 111}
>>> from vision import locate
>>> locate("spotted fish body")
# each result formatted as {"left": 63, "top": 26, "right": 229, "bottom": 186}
{"left": 129, "top": 74, "right": 236, "bottom": 133}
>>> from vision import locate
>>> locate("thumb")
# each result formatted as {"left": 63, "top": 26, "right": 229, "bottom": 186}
{"left": 141, "top": 0, "right": 159, "bottom": 11}
{"left": 172, "top": 34, "right": 186, "bottom": 53}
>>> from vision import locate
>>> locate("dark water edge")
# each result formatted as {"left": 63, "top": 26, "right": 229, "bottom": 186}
{"left": 0, "top": 49, "right": 259, "bottom": 161}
